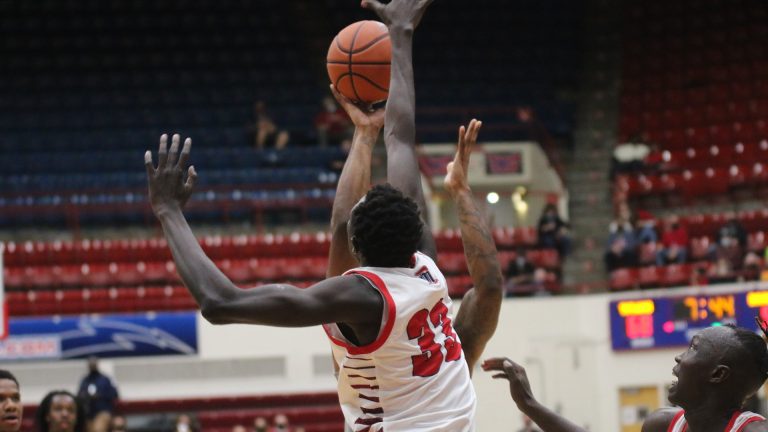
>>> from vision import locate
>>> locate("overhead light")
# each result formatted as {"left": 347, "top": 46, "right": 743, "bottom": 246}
{"left": 486, "top": 192, "right": 500, "bottom": 204}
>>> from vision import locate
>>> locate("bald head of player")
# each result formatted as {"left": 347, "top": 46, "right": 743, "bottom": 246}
{"left": 0, "top": 370, "right": 22, "bottom": 432}
{"left": 669, "top": 325, "right": 768, "bottom": 411}
{"left": 348, "top": 183, "right": 424, "bottom": 268}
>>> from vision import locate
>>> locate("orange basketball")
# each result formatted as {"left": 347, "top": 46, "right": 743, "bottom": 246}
{"left": 327, "top": 20, "right": 391, "bottom": 104}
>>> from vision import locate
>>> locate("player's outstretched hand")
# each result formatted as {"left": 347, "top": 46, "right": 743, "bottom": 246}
{"left": 144, "top": 133, "right": 197, "bottom": 215}
{"left": 330, "top": 84, "right": 384, "bottom": 132}
{"left": 445, "top": 119, "right": 482, "bottom": 196}
{"left": 482, "top": 357, "right": 537, "bottom": 410}
{"left": 361, "top": 0, "right": 434, "bottom": 30}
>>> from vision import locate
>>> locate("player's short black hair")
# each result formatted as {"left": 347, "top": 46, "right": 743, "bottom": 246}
{"left": 727, "top": 325, "right": 768, "bottom": 391}
{"left": 35, "top": 390, "right": 86, "bottom": 432}
{"left": 0, "top": 370, "right": 18, "bottom": 387}
{"left": 350, "top": 184, "right": 423, "bottom": 268}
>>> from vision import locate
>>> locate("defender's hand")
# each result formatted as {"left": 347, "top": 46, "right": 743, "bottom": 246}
{"left": 330, "top": 85, "right": 384, "bottom": 132}
{"left": 445, "top": 119, "right": 482, "bottom": 195}
{"left": 482, "top": 357, "right": 537, "bottom": 409}
{"left": 362, "top": 0, "right": 434, "bottom": 30}
{"left": 145, "top": 133, "right": 197, "bottom": 215}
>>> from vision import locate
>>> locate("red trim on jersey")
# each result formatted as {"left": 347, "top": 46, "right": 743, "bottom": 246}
{"left": 736, "top": 415, "right": 765, "bottom": 432}
{"left": 324, "top": 270, "right": 396, "bottom": 355}
{"left": 668, "top": 410, "right": 685, "bottom": 432}
{"left": 726, "top": 411, "right": 742, "bottom": 432}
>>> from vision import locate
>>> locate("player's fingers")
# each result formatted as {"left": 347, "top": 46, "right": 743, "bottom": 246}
{"left": 157, "top": 134, "right": 168, "bottom": 168}
{"left": 167, "top": 134, "right": 180, "bottom": 167}
{"left": 491, "top": 373, "right": 509, "bottom": 380}
{"left": 177, "top": 138, "right": 192, "bottom": 169}
{"left": 144, "top": 151, "right": 155, "bottom": 177}
{"left": 471, "top": 120, "right": 483, "bottom": 143}
{"left": 481, "top": 357, "right": 506, "bottom": 370}
{"left": 184, "top": 165, "right": 197, "bottom": 191}
{"left": 361, "top": 0, "right": 385, "bottom": 17}
{"left": 457, "top": 125, "right": 466, "bottom": 149}
{"left": 330, "top": 84, "right": 346, "bottom": 104}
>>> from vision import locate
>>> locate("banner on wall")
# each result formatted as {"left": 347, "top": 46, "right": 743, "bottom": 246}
{"left": 0, "top": 311, "right": 198, "bottom": 361}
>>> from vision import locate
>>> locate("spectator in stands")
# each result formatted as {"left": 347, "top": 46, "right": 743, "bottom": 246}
{"left": 742, "top": 251, "right": 763, "bottom": 281}
{"left": 505, "top": 249, "right": 545, "bottom": 295}
{"left": 249, "top": 101, "right": 290, "bottom": 150}
{"left": 0, "top": 370, "right": 22, "bottom": 432}
{"left": 271, "top": 414, "right": 290, "bottom": 432}
{"left": 656, "top": 215, "right": 688, "bottom": 265}
{"left": 708, "top": 256, "right": 737, "bottom": 284}
{"left": 537, "top": 203, "right": 570, "bottom": 257}
{"left": 253, "top": 417, "right": 268, "bottom": 432}
{"left": 635, "top": 210, "right": 658, "bottom": 244}
{"left": 709, "top": 212, "right": 748, "bottom": 271}
{"left": 173, "top": 414, "right": 197, "bottom": 432}
{"left": 605, "top": 215, "right": 637, "bottom": 271}
{"left": 231, "top": 425, "right": 246, "bottom": 432}
{"left": 108, "top": 415, "right": 126, "bottom": 432}
{"left": 314, "top": 95, "right": 352, "bottom": 147}
{"left": 36, "top": 390, "right": 86, "bottom": 432}
{"left": 76, "top": 357, "right": 118, "bottom": 432}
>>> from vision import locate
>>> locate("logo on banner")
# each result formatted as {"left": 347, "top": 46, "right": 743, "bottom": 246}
{"left": 3, "top": 312, "right": 198, "bottom": 360}
{"left": 0, "top": 336, "right": 61, "bottom": 360}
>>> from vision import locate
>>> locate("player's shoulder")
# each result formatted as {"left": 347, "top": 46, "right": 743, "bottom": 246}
{"left": 642, "top": 407, "right": 680, "bottom": 432}
{"left": 743, "top": 418, "right": 768, "bottom": 432}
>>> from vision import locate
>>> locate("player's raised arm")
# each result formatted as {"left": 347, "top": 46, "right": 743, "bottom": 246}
{"left": 144, "top": 134, "right": 382, "bottom": 327}
{"left": 446, "top": 120, "right": 504, "bottom": 373}
{"left": 482, "top": 357, "right": 588, "bottom": 432}
{"left": 363, "top": 0, "right": 437, "bottom": 260}
{"left": 327, "top": 86, "right": 384, "bottom": 277}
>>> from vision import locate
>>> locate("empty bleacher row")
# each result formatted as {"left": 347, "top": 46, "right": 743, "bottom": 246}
{"left": 3, "top": 228, "right": 562, "bottom": 316}
{"left": 0, "top": 0, "right": 319, "bottom": 153}
{"left": 21, "top": 392, "right": 344, "bottom": 432}
{"left": 0, "top": 147, "right": 344, "bottom": 228}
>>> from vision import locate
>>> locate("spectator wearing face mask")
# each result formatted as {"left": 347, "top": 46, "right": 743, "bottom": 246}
{"left": 271, "top": 414, "right": 290, "bottom": 432}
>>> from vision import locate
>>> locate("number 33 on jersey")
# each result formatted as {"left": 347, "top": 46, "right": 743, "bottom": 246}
{"left": 324, "top": 252, "right": 476, "bottom": 432}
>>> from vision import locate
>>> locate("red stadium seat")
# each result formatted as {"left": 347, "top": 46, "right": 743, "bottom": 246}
{"left": 661, "top": 264, "right": 691, "bottom": 287}
{"left": 609, "top": 268, "right": 637, "bottom": 291}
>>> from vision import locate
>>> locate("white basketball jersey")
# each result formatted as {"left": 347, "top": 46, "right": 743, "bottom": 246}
{"left": 323, "top": 252, "right": 476, "bottom": 432}
{"left": 668, "top": 409, "right": 765, "bottom": 432}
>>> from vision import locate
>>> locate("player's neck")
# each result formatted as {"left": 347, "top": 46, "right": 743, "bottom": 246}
{"left": 683, "top": 401, "right": 737, "bottom": 432}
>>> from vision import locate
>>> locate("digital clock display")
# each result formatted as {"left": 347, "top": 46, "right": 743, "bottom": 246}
{"left": 610, "top": 290, "right": 768, "bottom": 350}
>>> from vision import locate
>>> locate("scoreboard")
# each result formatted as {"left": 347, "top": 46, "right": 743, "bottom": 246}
{"left": 609, "top": 289, "right": 768, "bottom": 350}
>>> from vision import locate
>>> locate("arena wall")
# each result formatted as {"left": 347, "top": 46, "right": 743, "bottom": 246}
{"left": 9, "top": 282, "right": 767, "bottom": 430}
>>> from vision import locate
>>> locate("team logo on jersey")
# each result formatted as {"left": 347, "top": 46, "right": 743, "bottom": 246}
{"left": 416, "top": 266, "right": 438, "bottom": 284}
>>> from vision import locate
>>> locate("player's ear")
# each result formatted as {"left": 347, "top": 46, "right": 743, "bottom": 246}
{"left": 710, "top": 365, "right": 731, "bottom": 383}
{"left": 350, "top": 236, "right": 360, "bottom": 254}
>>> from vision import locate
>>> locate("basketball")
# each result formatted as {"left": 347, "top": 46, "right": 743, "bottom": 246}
{"left": 327, "top": 20, "right": 391, "bottom": 104}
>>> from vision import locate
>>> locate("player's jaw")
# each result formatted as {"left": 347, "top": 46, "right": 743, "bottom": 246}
{"left": 0, "top": 411, "right": 21, "bottom": 432}
{"left": 668, "top": 364, "right": 681, "bottom": 402}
